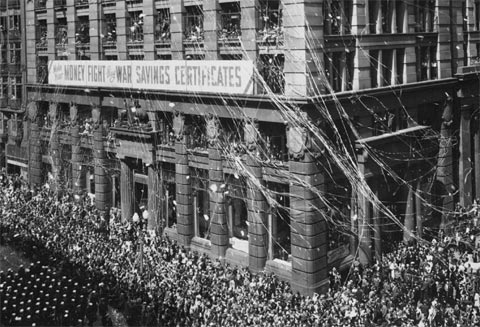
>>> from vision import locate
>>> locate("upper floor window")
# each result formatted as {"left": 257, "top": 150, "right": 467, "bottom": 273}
{"left": 56, "top": 18, "right": 68, "bottom": 46}
{"left": 9, "top": 42, "right": 20, "bottom": 64}
{"left": 369, "top": 0, "right": 406, "bottom": 34}
{"left": 258, "top": 0, "right": 283, "bottom": 43}
{"left": 36, "top": 20, "right": 48, "bottom": 49}
{"left": 155, "top": 9, "right": 170, "bottom": 42}
{"left": 324, "top": 51, "right": 354, "bottom": 92}
{"left": 417, "top": 46, "right": 437, "bottom": 81}
{"left": 127, "top": 11, "right": 144, "bottom": 43}
{"left": 415, "top": 0, "right": 435, "bottom": 32}
{"left": 475, "top": 0, "right": 480, "bottom": 31}
{"left": 219, "top": 2, "right": 241, "bottom": 40}
{"left": 258, "top": 54, "right": 285, "bottom": 94}
{"left": 76, "top": 16, "right": 90, "bottom": 44}
{"left": 323, "top": 0, "right": 352, "bottom": 35}
{"left": 184, "top": 6, "right": 204, "bottom": 42}
{"left": 104, "top": 14, "right": 117, "bottom": 43}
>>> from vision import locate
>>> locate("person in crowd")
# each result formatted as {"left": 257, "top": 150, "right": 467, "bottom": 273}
{"left": 2, "top": 171, "right": 480, "bottom": 326}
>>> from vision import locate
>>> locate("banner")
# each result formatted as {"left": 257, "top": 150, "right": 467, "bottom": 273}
{"left": 48, "top": 60, "right": 254, "bottom": 95}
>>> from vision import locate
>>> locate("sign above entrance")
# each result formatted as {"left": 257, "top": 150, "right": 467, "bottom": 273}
{"left": 48, "top": 60, "right": 254, "bottom": 95}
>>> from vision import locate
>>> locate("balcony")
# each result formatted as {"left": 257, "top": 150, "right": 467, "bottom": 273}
{"left": 7, "top": 0, "right": 20, "bottom": 9}
{"left": 102, "top": 39, "right": 117, "bottom": 56}
{"left": 76, "top": 43, "right": 90, "bottom": 58}
{"left": 35, "top": 0, "right": 47, "bottom": 11}
{"left": 36, "top": 39, "right": 48, "bottom": 54}
{"left": 257, "top": 8, "right": 284, "bottom": 49}
{"left": 8, "top": 30, "right": 21, "bottom": 40}
{"left": 54, "top": 0, "right": 67, "bottom": 8}
{"left": 75, "top": 0, "right": 89, "bottom": 8}
{"left": 0, "top": 98, "right": 7, "bottom": 108}
{"left": 8, "top": 98, "right": 22, "bottom": 110}
{"left": 8, "top": 63, "right": 22, "bottom": 74}
{"left": 218, "top": 11, "right": 241, "bottom": 53}
{"left": 154, "top": 29, "right": 171, "bottom": 55}
{"left": 183, "top": 13, "right": 204, "bottom": 54}
{"left": 37, "top": 66, "right": 48, "bottom": 84}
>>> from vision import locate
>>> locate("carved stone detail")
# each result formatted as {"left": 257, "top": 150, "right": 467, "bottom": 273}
{"left": 206, "top": 113, "right": 220, "bottom": 147}
{"left": 172, "top": 112, "right": 185, "bottom": 141}
{"left": 70, "top": 102, "right": 78, "bottom": 127}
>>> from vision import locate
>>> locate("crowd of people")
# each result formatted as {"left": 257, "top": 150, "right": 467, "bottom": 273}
{"left": 1, "top": 172, "right": 480, "bottom": 326}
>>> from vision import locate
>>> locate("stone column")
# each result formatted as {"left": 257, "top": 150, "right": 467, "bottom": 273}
{"left": 474, "top": 110, "right": 480, "bottom": 200}
{"left": 244, "top": 121, "right": 268, "bottom": 272}
{"left": 204, "top": 0, "right": 219, "bottom": 60}
{"left": 357, "top": 148, "right": 372, "bottom": 264}
{"left": 88, "top": 0, "right": 101, "bottom": 60}
{"left": 416, "top": 179, "right": 423, "bottom": 238}
{"left": 143, "top": 0, "right": 156, "bottom": 60}
{"left": 459, "top": 105, "right": 473, "bottom": 207}
{"left": 70, "top": 103, "right": 86, "bottom": 195}
{"left": 206, "top": 115, "right": 228, "bottom": 257}
{"left": 173, "top": 112, "right": 193, "bottom": 246}
{"left": 25, "top": 1, "right": 37, "bottom": 83}
{"left": 120, "top": 159, "right": 134, "bottom": 222}
{"left": 437, "top": 96, "right": 454, "bottom": 220}
{"left": 283, "top": 0, "right": 323, "bottom": 96}
{"left": 288, "top": 124, "right": 328, "bottom": 295}
{"left": 403, "top": 183, "right": 415, "bottom": 243}
{"left": 27, "top": 102, "right": 43, "bottom": 186}
{"left": 92, "top": 105, "right": 111, "bottom": 213}
{"left": 49, "top": 103, "right": 61, "bottom": 191}
{"left": 372, "top": 188, "right": 382, "bottom": 262}
{"left": 46, "top": 0, "right": 55, "bottom": 61}
{"left": 171, "top": 0, "right": 185, "bottom": 60}
{"left": 147, "top": 164, "right": 161, "bottom": 230}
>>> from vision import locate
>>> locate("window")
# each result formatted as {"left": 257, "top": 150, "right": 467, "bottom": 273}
{"left": 155, "top": 9, "right": 170, "bottom": 42}
{"left": 186, "top": 115, "right": 207, "bottom": 150}
{"left": 323, "top": 0, "right": 352, "bottom": 35}
{"left": 192, "top": 169, "right": 210, "bottom": 239}
{"left": 395, "top": 48, "right": 405, "bottom": 84}
{"left": 225, "top": 175, "right": 248, "bottom": 251}
{"left": 165, "top": 182, "right": 176, "bottom": 228}
{"left": 56, "top": 18, "right": 68, "bottom": 46}
{"left": 259, "top": 54, "right": 285, "bottom": 94}
{"left": 0, "top": 77, "right": 7, "bottom": 99}
{"left": 259, "top": 122, "right": 287, "bottom": 162}
{"left": 9, "top": 42, "right": 20, "bottom": 65}
{"left": 324, "top": 51, "right": 354, "bottom": 92}
{"left": 258, "top": 0, "right": 283, "bottom": 43}
{"left": 415, "top": 0, "right": 435, "bottom": 32}
{"left": 36, "top": 20, "right": 48, "bottom": 49}
{"left": 76, "top": 16, "right": 90, "bottom": 44}
{"left": 326, "top": 181, "right": 351, "bottom": 251}
{"left": 369, "top": 49, "right": 379, "bottom": 87}
{"left": 475, "top": 0, "right": 480, "bottom": 31}
{"left": 382, "top": 49, "right": 393, "bottom": 86}
{"left": 219, "top": 2, "right": 241, "bottom": 40}
{"left": 267, "top": 182, "right": 291, "bottom": 261}
{"left": 417, "top": 46, "right": 437, "bottom": 81}
{"left": 37, "top": 56, "right": 49, "bottom": 84}
{"left": 184, "top": 6, "right": 204, "bottom": 42}
{"left": 127, "top": 11, "right": 144, "bottom": 43}
{"left": 104, "top": 14, "right": 117, "bottom": 43}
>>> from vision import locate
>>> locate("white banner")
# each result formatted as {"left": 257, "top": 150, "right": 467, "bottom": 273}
{"left": 48, "top": 60, "right": 254, "bottom": 95}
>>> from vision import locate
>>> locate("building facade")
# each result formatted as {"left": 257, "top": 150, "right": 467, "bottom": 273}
{"left": 1, "top": 0, "right": 479, "bottom": 294}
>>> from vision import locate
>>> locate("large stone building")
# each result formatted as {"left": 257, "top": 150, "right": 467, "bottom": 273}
{"left": 1, "top": 0, "right": 480, "bottom": 294}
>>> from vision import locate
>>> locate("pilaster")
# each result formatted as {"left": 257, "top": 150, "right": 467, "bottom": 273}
{"left": 147, "top": 164, "right": 161, "bottom": 230}
{"left": 244, "top": 121, "right": 267, "bottom": 272}
{"left": 283, "top": 0, "right": 323, "bottom": 97}
{"left": 120, "top": 159, "right": 134, "bottom": 222}
{"left": 27, "top": 102, "right": 42, "bottom": 186}
{"left": 92, "top": 105, "right": 111, "bottom": 213}
{"left": 89, "top": 1, "right": 102, "bottom": 60}
{"left": 287, "top": 124, "right": 328, "bottom": 295}
{"left": 171, "top": 0, "right": 185, "bottom": 60}
{"left": 204, "top": 0, "right": 219, "bottom": 60}
{"left": 116, "top": 0, "right": 128, "bottom": 60}
{"left": 143, "top": 0, "right": 156, "bottom": 60}
{"left": 70, "top": 103, "right": 85, "bottom": 195}
{"left": 459, "top": 105, "right": 473, "bottom": 207}
{"left": 356, "top": 149, "right": 372, "bottom": 265}
{"left": 207, "top": 116, "right": 227, "bottom": 257}
{"left": 240, "top": 0, "right": 258, "bottom": 62}
{"left": 173, "top": 112, "right": 193, "bottom": 246}
{"left": 352, "top": 0, "right": 370, "bottom": 90}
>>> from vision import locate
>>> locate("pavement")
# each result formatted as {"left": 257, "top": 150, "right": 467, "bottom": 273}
{"left": 0, "top": 245, "right": 128, "bottom": 327}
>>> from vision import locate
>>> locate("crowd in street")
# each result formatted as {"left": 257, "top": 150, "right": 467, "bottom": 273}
{"left": 2, "top": 173, "right": 480, "bottom": 326}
